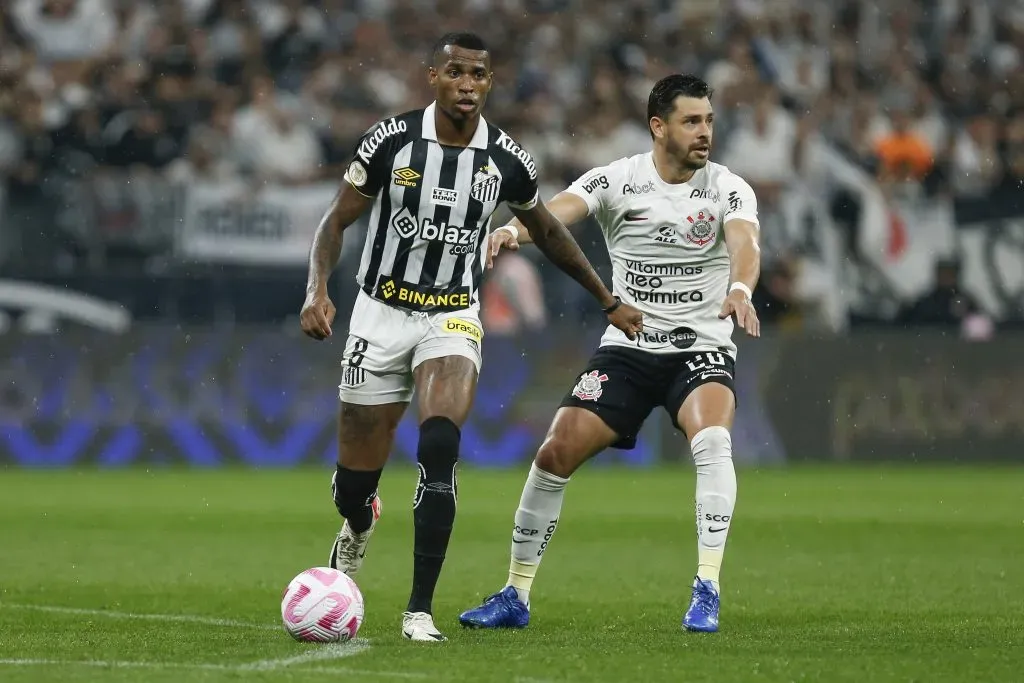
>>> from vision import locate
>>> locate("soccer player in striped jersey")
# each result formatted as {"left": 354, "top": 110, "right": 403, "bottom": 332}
{"left": 299, "top": 32, "right": 642, "bottom": 642}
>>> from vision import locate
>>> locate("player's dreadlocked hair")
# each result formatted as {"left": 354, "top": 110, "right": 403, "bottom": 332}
{"left": 647, "top": 74, "right": 714, "bottom": 132}
{"left": 431, "top": 32, "right": 489, "bottom": 64}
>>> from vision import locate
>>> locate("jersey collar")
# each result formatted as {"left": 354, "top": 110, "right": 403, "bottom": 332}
{"left": 423, "top": 101, "right": 490, "bottom": 150}
{"left": 646, "top": 151, "right": 706, "bottom": 190}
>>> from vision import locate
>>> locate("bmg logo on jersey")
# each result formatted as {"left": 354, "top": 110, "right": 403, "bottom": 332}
{"left": 375, "top": 275, "right": 471, "bottom": 312}
{"left": 582, "top": 174, "right": 609, "bottom": 194}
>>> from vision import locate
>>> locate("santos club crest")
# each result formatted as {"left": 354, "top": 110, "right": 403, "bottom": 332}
{"left": 471, "top": 169, "right": 499, "bottom": 203}
{"left": 572, "top": 370, "right": 609, "bottom": 401}
{"left": 684, "top": 209, "right": 717, "bottom": 247}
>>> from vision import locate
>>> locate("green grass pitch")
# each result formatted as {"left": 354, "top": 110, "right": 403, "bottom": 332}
{"left": 1, "top": 465, "right": 1021, "bottom": 682}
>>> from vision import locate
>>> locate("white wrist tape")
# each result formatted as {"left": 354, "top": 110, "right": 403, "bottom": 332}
{"left": 492, "top": 225, "right": 518, "bottom": 241}
{"left": 729, "top": 282, "right": 753, "bottom": 299}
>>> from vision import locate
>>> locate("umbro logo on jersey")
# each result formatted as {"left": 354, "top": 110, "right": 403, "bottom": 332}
{"left": 394, "top": 167, "right": 421, "bottom": 187}
{"left": 624, "top": 209, "right": 648, "bottom": 222}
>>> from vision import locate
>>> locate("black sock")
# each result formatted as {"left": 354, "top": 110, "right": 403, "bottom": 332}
{"left": 332, "top": 464, "right": 383, "bottom": 534}
{"left": 407, "top": 416, "right": 460, "bottom": 614}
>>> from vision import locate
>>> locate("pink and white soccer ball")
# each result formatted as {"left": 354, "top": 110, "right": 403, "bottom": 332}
{"left": 281, "top": 567, "right": 364, "bottom": 642}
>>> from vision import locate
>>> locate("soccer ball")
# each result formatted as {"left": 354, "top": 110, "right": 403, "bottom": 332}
{"left": 281, "top": 567, "right": 364, "bottom": 642}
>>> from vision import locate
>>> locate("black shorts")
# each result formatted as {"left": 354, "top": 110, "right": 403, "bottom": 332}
{"left": 559, "top": 345, "right": 736, "bottom": 449}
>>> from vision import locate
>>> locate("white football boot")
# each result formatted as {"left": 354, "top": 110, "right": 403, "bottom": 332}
{"left": 328, "top": 494, "right": 382, "bottom": 577}
{"left": 402, "top": 611, "right": 447, "bottom": 642}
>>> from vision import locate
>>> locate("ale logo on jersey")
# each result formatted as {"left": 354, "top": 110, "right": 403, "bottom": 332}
{"left": 684, "top": 209, "right": 717, "bottom": 247}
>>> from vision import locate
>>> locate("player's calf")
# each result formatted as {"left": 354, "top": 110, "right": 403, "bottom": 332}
{"left": 329, "top": 466, "right": 383, "bottom": 576}
{"left": 407, "top": 416, "right": 460, "bottom": 616}
{"left": 691, "top": 425, "right": 736, "bottom": 591}
{"left": 683, "top": 423, "right": 735, "bottom": 633}
{"left": 459, "top": 462, "right": 568, "bottom": 628}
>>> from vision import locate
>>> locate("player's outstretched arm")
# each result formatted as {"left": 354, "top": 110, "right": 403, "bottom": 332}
{"left": 719, "top": 219, "right": 761, "bottom": 338}
{"left": 511, "top": 200, "right": 643, "bottom": 340}
{"left": 300, "top": 182, "right": 373, "bottom": 340}
{"left": 487, "top": 192, "right": 589, "bottom": 269}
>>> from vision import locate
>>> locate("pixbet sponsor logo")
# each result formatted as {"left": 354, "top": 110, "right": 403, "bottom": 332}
{"left": 689, "top": 188, "right": 720, "bottom": 202}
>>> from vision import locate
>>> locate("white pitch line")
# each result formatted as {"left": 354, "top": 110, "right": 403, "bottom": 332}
{"left": 0, "top": 659, "right": 234, "bottom": 672}
{"left": 0, "top": 646, "right": 430, "bottom": 680}
{"left": 0, "top": 603, "right": 278, "bottom": 631}
{"left": 238, "top": 641, "right": 370, "bottom": 670}
{"left": 298, "top": 666, "right": 428, "bottom": 678}
{"left": 0, "top": 604, "right": 406, "bottom": 675}
{"left": 0, "top": 641, "right": 371, "bottom": 673}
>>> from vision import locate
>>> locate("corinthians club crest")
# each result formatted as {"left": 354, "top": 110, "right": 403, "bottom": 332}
{"left": 684, "top": 209, "right": 717, "bottom": 247}
{"left": 572, "top": 370, "right": 609, "bottom": 401}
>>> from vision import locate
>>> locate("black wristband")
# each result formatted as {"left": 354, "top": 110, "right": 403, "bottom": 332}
{"left": 603, "top": 296, "right": 622, "bottom": 314}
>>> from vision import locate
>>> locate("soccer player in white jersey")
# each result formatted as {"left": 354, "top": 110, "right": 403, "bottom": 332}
{"left": 459, "top": 74, "right": 760, "bottom": 633}
{"left": 300, "top": 32, "right": 641, "bottom": 642}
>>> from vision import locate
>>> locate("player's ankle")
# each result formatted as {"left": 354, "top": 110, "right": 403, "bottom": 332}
{"left": 506, "top": 582, "right": 531, "bottom": 606}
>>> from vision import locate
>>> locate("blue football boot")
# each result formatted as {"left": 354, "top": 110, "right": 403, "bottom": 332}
{"left": 459, "top": 586, "right": 530, "bottom": 629}
{"left": 682, "top": 577, "right": 720, "bottom": 632}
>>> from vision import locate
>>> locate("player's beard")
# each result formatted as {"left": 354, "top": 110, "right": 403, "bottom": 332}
{"left": 668, "top": 137, "right": 710, "bottom": 170}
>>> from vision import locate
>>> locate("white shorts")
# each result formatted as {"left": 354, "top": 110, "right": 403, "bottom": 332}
{"left": 338, "top": 290, "right": 484, "bottom": 405}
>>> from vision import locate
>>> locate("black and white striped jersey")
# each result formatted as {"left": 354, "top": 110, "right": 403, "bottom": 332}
{"left": 343, "top": 102, "right": 539, "bottom": 312}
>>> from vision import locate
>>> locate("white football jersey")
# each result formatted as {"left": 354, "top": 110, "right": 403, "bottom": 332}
{"left": 564, "top": 153, "right": 759, "bottom": 357}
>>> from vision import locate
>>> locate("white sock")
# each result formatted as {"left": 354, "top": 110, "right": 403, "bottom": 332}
{"left": 691, "top": 426, "right": 736, "bottom": 592}
{"left": 506, "top": 462, "right": 569, "bottom": 606}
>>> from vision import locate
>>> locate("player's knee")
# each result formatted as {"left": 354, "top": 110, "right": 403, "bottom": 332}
{"left": 690, "top": 425, "right": 732, "bottom": 466}
{"left": 417, "top": 416, "right": 461, "bottom": 470}
{"left": 535, "top": 437, "right": 582, "bottom": 479}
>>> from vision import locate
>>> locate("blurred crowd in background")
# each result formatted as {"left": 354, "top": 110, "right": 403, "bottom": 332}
{"left": 1, "top": 0, "right": 1023, "bottom": 336}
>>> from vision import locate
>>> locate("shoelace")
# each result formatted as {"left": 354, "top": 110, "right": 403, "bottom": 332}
{"left": 335, "top": 527, "right": 365, "bottom": 564}
{"left": 406, "top": 613, "right": 436, "bottom": 630}
{"left": 693, "top": 586, "right": 719, "bottom": 614}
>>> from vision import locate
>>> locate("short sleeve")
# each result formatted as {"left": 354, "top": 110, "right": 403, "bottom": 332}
{"left": 719, "top": 172, "right": 759, "bottom": 226}
{"left": 564, "top": 166, "right": 616, "bottom": 215}
{"left": 343, "top": 117, "right": 404, "bottom": 197}
{"left": 502, "top": 156, "right": 540, "bottom": 211}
